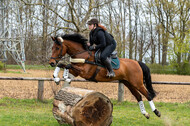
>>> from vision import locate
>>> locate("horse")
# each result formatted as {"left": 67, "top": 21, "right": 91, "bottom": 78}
{"left": 49, "top": 33, "right": 161, "bottom": 119}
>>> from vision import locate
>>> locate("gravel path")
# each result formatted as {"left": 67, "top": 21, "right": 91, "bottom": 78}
{"left": 0, "top": 69, "right": 189, "bottom": 103}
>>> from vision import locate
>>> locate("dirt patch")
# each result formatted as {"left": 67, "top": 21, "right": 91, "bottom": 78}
{"left": 0, "top": 69, "right": 190, "bottom": 103}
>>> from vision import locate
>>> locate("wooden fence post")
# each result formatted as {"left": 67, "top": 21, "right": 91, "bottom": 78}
{"left": 118, "top": 82, "right": 124, "bottom": 102}
{"left": 38, "top": 80, "right": 44, "bottom": 101}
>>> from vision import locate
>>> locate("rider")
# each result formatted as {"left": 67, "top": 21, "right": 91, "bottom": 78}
{"left": 87, "top": 18, "right": 116, "bottom": 78}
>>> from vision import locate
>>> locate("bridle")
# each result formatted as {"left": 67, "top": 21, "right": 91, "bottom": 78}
{"left": 50, "top": 42, "right": 90, "bottom": 63}
{"left": 50, "top": 43, "right": 64, "bottom": 63}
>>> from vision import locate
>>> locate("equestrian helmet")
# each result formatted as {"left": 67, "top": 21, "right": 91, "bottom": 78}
{"left": 87, "top": 18, "right": 99, "bottom": 25}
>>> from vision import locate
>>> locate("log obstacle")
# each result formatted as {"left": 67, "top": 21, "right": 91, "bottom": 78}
{"left": 52, "top": 87, "right": 113, "bottom": 126}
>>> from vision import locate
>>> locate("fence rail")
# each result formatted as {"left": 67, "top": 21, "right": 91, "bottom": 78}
{"left": 1, "top": 77, "right": 190, "bottom": 84}
{"left": 0, "top": 77, "right": 190, "bottom": 101}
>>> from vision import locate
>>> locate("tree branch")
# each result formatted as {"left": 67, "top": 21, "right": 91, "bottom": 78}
{"left": 20, "top": 0, "right": 72, "bottom": 23}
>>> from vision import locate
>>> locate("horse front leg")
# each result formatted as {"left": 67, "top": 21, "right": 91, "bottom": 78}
{"left": 53, "top": 63, "right": 78, "bottom": 86}
{"left": 65, "top": 64, "right": 80, "bottom": 77}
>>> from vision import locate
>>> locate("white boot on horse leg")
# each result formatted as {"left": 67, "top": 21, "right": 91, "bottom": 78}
{"left": 63, "top": 68, "right": 72, "bottom": 88}
{"left": 138, "top": 101, "right": 150, "bottom": 119}
{"left": 149, "top": 100, "right": 161, "bottom": 117}
{"left": 53, "top": 67, "right": 61, "bottom": 85}
{"left": 63, "top": 68, "right": 69, "bottom": 79}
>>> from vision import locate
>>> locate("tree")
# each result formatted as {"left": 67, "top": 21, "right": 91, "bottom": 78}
{"left": 128, "top": 0, "right": 133, "bottom": 59}
{"left": 3, "top": 0, "right": 189, "bottom": 69}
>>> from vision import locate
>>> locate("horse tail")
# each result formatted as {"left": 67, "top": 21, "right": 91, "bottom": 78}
{"left": 138, "top": 61, "right": 156, "bottom": 99}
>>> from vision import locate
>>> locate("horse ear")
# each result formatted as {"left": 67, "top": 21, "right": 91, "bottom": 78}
{"left": 51, "top": 36, "right": 55, "bottom": 41}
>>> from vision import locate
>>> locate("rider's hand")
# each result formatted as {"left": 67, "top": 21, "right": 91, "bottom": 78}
{"left": 89, "top": 46, "right": 95, "bottom": 51}
{"left": 87, "top": 42, "right": 90, "bottom": 46}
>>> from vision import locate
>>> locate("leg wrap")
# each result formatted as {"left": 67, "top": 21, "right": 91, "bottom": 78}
{"left": 138, "top": 101, "right": 147, "bottom": 114}
{"left": 65, "top": 78, "right": 71, "bottom": 83}
{"left": 149, "top": 100, "right": 156, "bottom": 112}
{"left": 63, "top": 68, "right": 69, "bottom": 79}
{"left": 53, "top": 67, "right": 60, "bottom": 78}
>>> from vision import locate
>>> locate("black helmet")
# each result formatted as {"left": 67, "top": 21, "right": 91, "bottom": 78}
{"left": 87, "top": 18, "right": 99, "bottom": 25}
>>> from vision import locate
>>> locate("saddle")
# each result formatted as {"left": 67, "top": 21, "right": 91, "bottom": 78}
{"left": 94, "top": 49, "right": 120, "bottom": 70}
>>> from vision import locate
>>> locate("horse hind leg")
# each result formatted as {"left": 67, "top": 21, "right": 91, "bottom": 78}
{"left": 138, "top": 61, "right": 161, "bottom": 117}
{"left": 137, "top": 84, "right": 161, "bottom": 117}
{"left": 149, "top": 100, "right": 161, "bottom": 117}
{"left": 121, "top": 81, "right": 150, "bottom": 119}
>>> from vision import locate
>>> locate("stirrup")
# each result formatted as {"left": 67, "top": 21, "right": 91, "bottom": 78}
{"left": 107, "top": 71, "right": 115, "bottom": 78}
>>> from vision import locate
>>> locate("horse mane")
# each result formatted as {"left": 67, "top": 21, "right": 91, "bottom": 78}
{"left": 61, "top": 33, "right": 88, "bottom": 50}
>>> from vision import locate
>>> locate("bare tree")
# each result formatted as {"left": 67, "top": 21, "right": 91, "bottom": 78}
{"left": 2, "top": 0, "right": 188, "bottom": 67}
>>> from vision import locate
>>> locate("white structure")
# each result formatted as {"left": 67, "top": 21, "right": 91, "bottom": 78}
{"left": 0, "top": 0, "right": 25, "bottom": 71}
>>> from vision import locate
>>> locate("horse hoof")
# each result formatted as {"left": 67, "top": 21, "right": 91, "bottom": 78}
{"left": 143, "top": 113, "right": 150, "bottom": 119}
{"left": 154, "top": 109, "right": 161, "bottom": 117}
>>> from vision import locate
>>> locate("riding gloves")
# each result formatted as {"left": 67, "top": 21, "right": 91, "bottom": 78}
{"left": 89, "top": 46, "right": 95, "bottom": 51}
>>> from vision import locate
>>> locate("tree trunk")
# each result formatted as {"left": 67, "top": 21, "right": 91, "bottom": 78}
{"left": 150, "top": 11, "right": 155, "bottom": 64}
{"left": 41, "top": 0, "right": 49, "bottom": 63}
{"left": 128, "top": 0, "right": 133, "bottom": 59}
{"left": 52, "top": 87, "right": 113, "bottom": 126}
{"left": 134, "top": 3, "right": 138, "bottom": 60}
{"left": 158, "top": 25, "right": 161, "bottom": 64}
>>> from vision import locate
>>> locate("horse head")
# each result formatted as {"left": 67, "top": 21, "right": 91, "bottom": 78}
{"left": 49, "top": 35, "right": 67, "bottom": 67}
{"left": 49, "top": 33, "right": 88, "bottom": 67}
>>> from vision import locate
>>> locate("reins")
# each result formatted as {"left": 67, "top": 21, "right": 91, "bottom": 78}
{"left": 62, "top": 50, "right": 88, "bottom": 60}
{"left": 50, "top": 42, "right": 90, "bottom": 62}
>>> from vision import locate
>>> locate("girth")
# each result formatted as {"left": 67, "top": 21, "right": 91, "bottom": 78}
{"left": 87, "top": 66, "right": 101, "bottom": 82}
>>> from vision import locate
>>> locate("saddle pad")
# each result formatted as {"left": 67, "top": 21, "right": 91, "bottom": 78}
{"left": 110, "top": 57, "right": 120, "bottom": 70}
{"left": 97, "top": 57, "right": 120, "bottom": 70}
{"left": 94, "top": 50, "right": 120, "bottom": 70}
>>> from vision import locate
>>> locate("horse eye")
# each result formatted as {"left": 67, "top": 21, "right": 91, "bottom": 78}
{"left": 56, "top": 47, "right": 59, "bottom": 50}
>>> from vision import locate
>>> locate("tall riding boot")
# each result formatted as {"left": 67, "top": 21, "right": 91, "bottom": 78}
{"left": 102, "top": 58, "right": 115, "bottom": 78}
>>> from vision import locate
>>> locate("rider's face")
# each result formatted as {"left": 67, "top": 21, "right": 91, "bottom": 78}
{"left": 88, "top": 24, "right": 95, "bottom": 31}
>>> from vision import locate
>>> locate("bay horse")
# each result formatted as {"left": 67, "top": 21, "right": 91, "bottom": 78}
{"left": 49, "top": 33, "right": 161, "bottom": 119}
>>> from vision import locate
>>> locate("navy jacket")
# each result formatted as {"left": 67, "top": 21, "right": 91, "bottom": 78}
{"left": 89, "top": 27, "right": 115, "bottom": 50}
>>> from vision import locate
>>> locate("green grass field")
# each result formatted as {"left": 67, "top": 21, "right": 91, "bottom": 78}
{"left": 5, "top": 64, "right": 54, "bottom": 70}
{"left": 0, "top": 98, "right": 189, "bottom": 126}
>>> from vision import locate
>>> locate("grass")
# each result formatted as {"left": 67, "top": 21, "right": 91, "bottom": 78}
{"left": 0, "top": 64, "right": 54, "bottom": 73}
{"left": 0, "top": 98, "right": 66, "bottom": 126}
{"left": 6, "top": 64, "right": 54, "bottom": 70}
{"left": 112, "top": 101, "right": 190, "bottom": 126}
{"left": 0, "top": 98, "right": 189, "bottom": 126}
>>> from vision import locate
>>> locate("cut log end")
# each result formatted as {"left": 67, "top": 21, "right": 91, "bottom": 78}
{"left": 53, "top": 87, "right": 113, "bottom": 126}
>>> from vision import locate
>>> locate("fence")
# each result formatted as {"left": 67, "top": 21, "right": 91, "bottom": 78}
{"left": 0, "top": 77, "right": 190, "bottom": 101}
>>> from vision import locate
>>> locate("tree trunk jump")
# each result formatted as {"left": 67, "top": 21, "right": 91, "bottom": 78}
{"left": 52, "top": 87, "right": 113, "bottom": 126}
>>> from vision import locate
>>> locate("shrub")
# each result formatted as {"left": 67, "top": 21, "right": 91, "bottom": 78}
{"left": 147, "top": 63, "right": 177, "bottom": 74}
{"left": 176, "top": 62, "right": 190, "bottom": 75}
{"left": 0, "top": 61, "right": 4, "bottom": 70}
